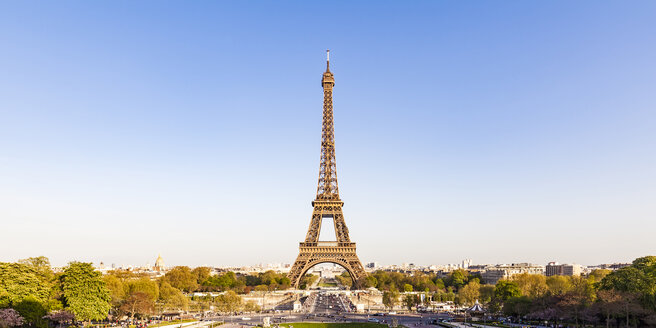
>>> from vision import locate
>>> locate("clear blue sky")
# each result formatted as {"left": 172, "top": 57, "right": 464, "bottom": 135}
{"left": 1, "top": 1, "right": 655, "bottom": 268}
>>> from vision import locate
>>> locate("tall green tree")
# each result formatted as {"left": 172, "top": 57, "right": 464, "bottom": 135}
{"left": 478, "top": 285, "right": 495, "bottom": 304}
{"left": 448, "top": 269, "right": 469, "bottom": 290}
{"left": 511, "top": 273, "right": 548, "bottom": 298}
{"left": 215, "top": 291, "right": 241, "bottom": 313}
{"left": 382, "top": 289, "right": 399, "bottom": 310}
{"left": 119, "top": 292, "right": 153, "bottom": 320}
{"left": 494, "top": 280, "right": 522, "bottom": 301}
{"left": 0, "top": 263, "right": 50, "bottom": 305}
{"left": 336, "top": 272, "right": 353, "bottom": 288}
{"left": 163, "top": 267, "right": 198, "bottom": 292}
{"left": 60, "top": 262, "right": 110, "bottom": 324}
{"left": 158, "top": 282, "right": 188, "bottom": 311}
{"left": 102, "top": 274, "right": 125, "bottom": 311}
{"left": 191, "top": 267, "right": 211, "bottom": 285}
{"left": 299, "top": 274, "right": 318, "bottom": 290}
{"left": 459, "top": 279, "right": 481, "bottom": 306}
{"left": 546, "top": 275, "right": 572, "bottom": 296}
{"left": 13, "top": 297, "right": 47, "bottom": 328}
{"left": 124, "top": 278, "right": 159, "bottom": 302}
{"left": 403, "top": 294, "right": 418, "bottom": 311}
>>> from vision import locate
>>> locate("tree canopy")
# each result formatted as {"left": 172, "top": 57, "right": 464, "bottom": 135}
{"left": 61, "top": 262, "right": 111, "bottom": 322}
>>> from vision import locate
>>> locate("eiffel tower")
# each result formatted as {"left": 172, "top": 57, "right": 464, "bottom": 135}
{"left": 288, "top": 50, "right": 366, "bottom": 289}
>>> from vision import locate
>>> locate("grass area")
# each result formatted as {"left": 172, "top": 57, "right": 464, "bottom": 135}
{"left": 317, "top": 282, "right": 338, "bottom": 287}
{"left": 148, "top": 319, "right": 197, "bottom": 328}
{"left": 277, "top": 323, "right": 387, "bottom": 328}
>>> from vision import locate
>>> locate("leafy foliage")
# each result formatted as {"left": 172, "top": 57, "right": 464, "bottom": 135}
{"left": 201, "top": 270, "right": 290, "bottom": 292}
{"left": 163, "top": 266, "right": 198, "bottom": 292}
{"left": 458, "top": 278, "right": 481, "bottom": 306}
{"left": 299, "top": 274, "right": 319, "bottom": 290}
{"left": 119, "top": 292, "right": 154, "bottom": 319}
{"left": 0, "top": 263, "right": 51, "bottom": 304}
{"left": 214, "top": 291, "right": 242, "bottom": 313}
{"left": 61, "top": 262, "right": 111, "bottom": 322}
{"left": 13, "top": 296, "right": 47, "bottom": 328}
{"left": 382, "top": 289, "right": 399, "bottom": 310}
{"left": 159, "top": 281, "right": 189, "bottom": 311}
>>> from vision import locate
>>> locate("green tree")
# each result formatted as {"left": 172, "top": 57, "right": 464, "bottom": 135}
{"left": 403, "top": 294, "right": 418, "bottom": 311}
{"left": 18, "top": 257, "right": 54, "bottom": 283}
{"left": 124, "top": 278, "right": 159, "bottom": 302}
{"left": 588, "top": 269, "right": 611, "bottom": 283}
{"left": 433, "top": 278, "right": 445, "bottom": 291}
{"left": 215, "top": 291, "right": 242, "bottom": 313}
{"left": 243, "top": 300, "right": 260, "bottom": 313}
{"left": 336, "top": 272, "right": 353, "bottom": 289}
{"left": 382, "top": 289, "right": 399, "bottom": 310}
{"left": 403, "top": 284, "right": 413, "bottom": 292}
{"left": 459, "top": 279, "right": 481, "bottom": 306}
{"left": 479, "top": 285, "right": 495, "bottom": 304}
{"left": 60, "top": 262, "right": 111, "bottom": 324}
{"left": 0, "top": 262, "right": 50, "bottom": 304}
{"left": 448, "top": 269, "right": 469, "bottom": 289}
{"left": 363, "top": 275, "right": 377, "bottom": 289}
{"left": 546, "top": 275, "right": 572, "bottom": 295}
{"left": 191, "top": 267, "right": 212, "bottom": 285}
{"left": 13, "top": 297, "right": 47, "bottom": 328}
{"left": 503, "top": 295, "right": 532, "bottom": 317}
{"left": 158, "top": 282, "right": 188, "bottom": 311}
{"left": 511, "top": 273, "right": 548, "bottom": 298}
{"left": 119, "top": 292, "right": 153, "bottom": 319}
{"left": 163, "top": 267, "right": 198, "bottom": 292}
{"left": 102, "top": 274, "right": 125, "bottom": 310}
{"left": 299, "top": 274, "right": 318, "bottom": 290}
{"left": 494, "top": 280, "right": 521, "bottom": 301}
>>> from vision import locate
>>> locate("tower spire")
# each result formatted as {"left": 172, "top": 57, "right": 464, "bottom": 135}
{"left": 318, "top": 50, "right": 337, "bottom": 200}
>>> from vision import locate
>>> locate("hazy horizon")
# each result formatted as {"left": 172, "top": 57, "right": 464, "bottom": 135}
{"left": 1, "top": 1, "right": 655, "bottom": 268}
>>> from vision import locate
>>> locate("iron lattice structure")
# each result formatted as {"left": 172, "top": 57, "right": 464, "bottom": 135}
{"left": 288, "top": 51, "right": 366, "bottom": 289}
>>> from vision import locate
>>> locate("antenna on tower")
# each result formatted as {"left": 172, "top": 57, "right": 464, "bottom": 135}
{"left": 326, "top": 49, "right": 330, "bottom": 71}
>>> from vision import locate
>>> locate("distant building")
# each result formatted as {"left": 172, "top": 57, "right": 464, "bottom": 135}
{"left": 594, "top": 263, "right": 631, "bottom": 270}
{"left": 546, "top": 262, "right": 583, "bottom": 276}
{"left": 154, "top": 254, "right": 165, "bottom": 272}
{"left": 365, "top": 262, "right": 379, "bottom": 270}
{"left": 481, "top": 263, "right": 545, "bottom": 284}
{"left": 461, "top": 259, "right": 472, "bottom": 269}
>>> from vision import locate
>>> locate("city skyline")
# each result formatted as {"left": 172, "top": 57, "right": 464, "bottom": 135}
{"left": 2, "top": 1, "right": 655, "bottom": 267}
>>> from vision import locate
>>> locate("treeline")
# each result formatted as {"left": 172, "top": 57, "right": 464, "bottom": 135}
{"left": 488, "top": 256, "right": 656, "bottom": 326}
{"left": 0, "top": 258, "right": 280, "bottom": 328}
{"left": 158, "top": 266, "right": 291, "bottom": 293}
{"left": 376, "top": 256, "right": 656, "bottom": 326}
{"left": 0, "top": 257, "right": 109, "bottom": 327}
{"left": 359, "top": 269, "right": 482, "bottom": 292}
{"left": 103, "top": 267, "right": 286, "bottom": 318}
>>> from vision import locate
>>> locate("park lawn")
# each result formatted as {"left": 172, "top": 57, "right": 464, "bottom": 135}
{"left": 278, "top": 323, "right": 387, "bottom": 328}
{"left": 317, "top": 282, "right": 338, "bottom": 287}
